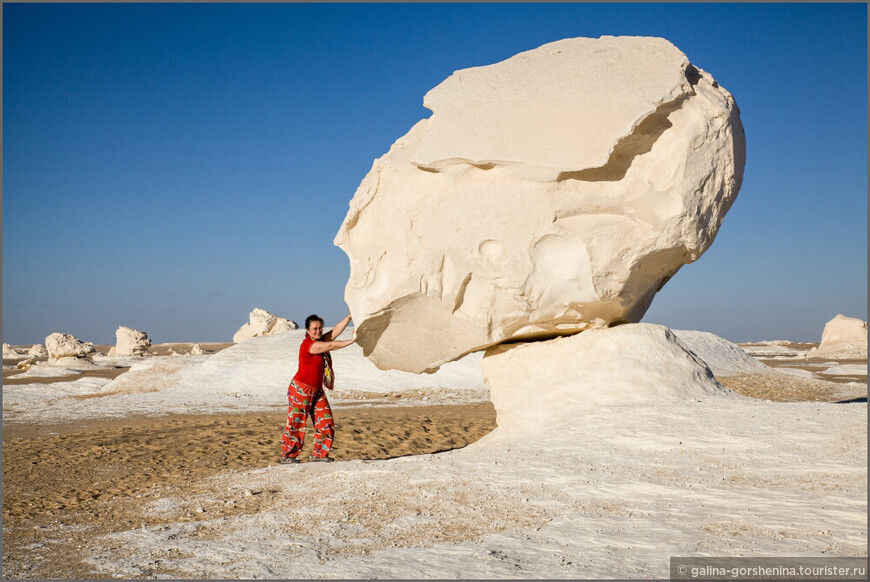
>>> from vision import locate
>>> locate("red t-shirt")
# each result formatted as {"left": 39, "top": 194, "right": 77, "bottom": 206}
{"left": 293, "top": 335, "right": 324, "bottom": 389}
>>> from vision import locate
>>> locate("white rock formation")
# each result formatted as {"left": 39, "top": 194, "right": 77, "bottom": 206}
{"left": 16, "top": 357, "right": 36, "bottom": 370}
{"left": 3, "top": 343, "right": 24, "bottom": 358}
{"left": 28, "top": 344, "right": 48, "bottom": 357}
{"left": 190, "top": 344, "right": 204, "bottom": 355}
{"left": 807, "top": 314, "right": 867, "bottom": 359}
{"left": 233, "top": 308, "right": 299, "bottom": 343}
{"left": 335, "top": 36, "right": 745, "bottom": 373}
{"left": 671, "top": 329, "right": 771, "bottom": 376}
{"left": 480, "top": 324, "right": 729, "bottom": 439}
{"left": 45, "top": 332, "right": 96, "bottom": 362}
{"left": 114, "top": 326, "right": 152, "bottom": 356}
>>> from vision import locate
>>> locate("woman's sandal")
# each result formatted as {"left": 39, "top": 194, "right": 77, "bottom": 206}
{"left": 309, "top": 456, "right": 334, "bottom": 462}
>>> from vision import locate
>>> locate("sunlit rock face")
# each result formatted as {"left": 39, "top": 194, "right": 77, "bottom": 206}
{"left": 28, "top": 344, "right": 48, "bottom": 357}
{"left": 335, "top": 36, "right": 745, "bottom": 373}
{"left": 114, "top": 326, "right": 152, "bottom": 356}
{"left": 3, "top": 343, "right": 23, "bottom": 358}
{"left": 45, "top": 332, "right": 96, "bottom": 362}
{"left": 233, "top": 308, "right": 299, "bottom": 343}
{"left": 807, "top": 314, "right": 868, "bottom": 359}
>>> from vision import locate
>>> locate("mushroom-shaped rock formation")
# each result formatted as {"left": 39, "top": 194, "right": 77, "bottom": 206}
{"left": 335, "top": 36, "right": 745, "bottom": 373}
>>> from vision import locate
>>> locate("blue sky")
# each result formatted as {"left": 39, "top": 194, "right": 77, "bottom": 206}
{"left": 3, "top": 2, "right": 867, "bottom": 344}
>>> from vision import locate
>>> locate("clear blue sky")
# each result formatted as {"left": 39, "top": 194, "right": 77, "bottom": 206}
{"left": 3, "top": 2, "right": 867, "bottom": 345}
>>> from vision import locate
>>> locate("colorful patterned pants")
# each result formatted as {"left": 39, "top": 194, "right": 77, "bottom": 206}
{"left": 280, "top": 379, "right": 334, "bottom": 459}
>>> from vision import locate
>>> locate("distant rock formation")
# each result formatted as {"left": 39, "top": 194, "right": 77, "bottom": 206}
{"left": 190, "top": 344, "right": 204, "bottom": 355}
{"left": 45, "top": 332, "right": 96, "bottom": 363}
{"left": 114, "top": 326, "right": 152, "bottom": 356}
{"left": 336, "top": 36, "right": 745, "bottom": 373}
{"left": 807, "top": 314, "right": 867, "bottom": 359}
{"left": 233, "top": 308, "right": 299, "bottom": 343}
{"left": 28, "top": 344, "right": 48, "bottom": 357}
{"left": 3, "top": 343, "right": 24, "bottom": 358}
{"left": 16, "top": 357, "right": 37, "bottom": 370}
{"left": 671, "top": 329, "right": 771, "bottom": 376}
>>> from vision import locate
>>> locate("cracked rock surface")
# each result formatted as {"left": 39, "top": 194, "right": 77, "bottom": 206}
{"left": 335, "top": 36, "right": 745, "bottom": 373}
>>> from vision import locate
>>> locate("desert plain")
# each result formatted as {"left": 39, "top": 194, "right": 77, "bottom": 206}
{"left": 2, "top": 328, "right": 866, "bottom": 579}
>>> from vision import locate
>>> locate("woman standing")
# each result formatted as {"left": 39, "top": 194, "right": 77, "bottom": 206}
{"left": 280, "top": 311, "right": 355, "bottom": 463}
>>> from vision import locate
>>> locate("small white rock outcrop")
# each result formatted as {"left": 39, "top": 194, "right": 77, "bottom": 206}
{"left": 114, "top": 326, "right": 152, "bottom": 356}
{"left": 807, "top": 314, "right": 867, "bottom": 359}
{"left": 3, "top": 343, "right": 24, "bottom": 358}
{"left": 45, "top": 332, "right": 96, "bottom": 362}
{"left": 190, "top": 344, "right": 204, "bottom": 355}
{"left": 233, "top": 308, "right": 298, "bottom": 343}
{"left": 671, "top": 329, "right": 771, "bottom": 376}
{"left": 28, "top": 344, "right": 48, "bottom": 357}
{"left": 16, "top": 357, "right": 37, "bottom": 370}
{"left": 336, "top": 36, "right": 745, "bottom": 373}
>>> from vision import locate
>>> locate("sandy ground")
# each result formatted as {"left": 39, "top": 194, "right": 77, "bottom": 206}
{"left": 719, "top": 374, "right": 867, "bottom": 403}
{"left": 2, "top": 403, "right": 497, "bottom": 579}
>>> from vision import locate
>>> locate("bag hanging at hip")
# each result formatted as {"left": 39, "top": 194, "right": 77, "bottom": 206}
{"left": 323, "top": 351, "right": 334, "bottom": 391}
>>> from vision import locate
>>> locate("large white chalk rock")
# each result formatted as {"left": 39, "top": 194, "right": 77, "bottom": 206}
{"left": 45, "top": 332, "right": 96, "bottom": 362}
{"left": 114, "top": 326, "right": 152, "bottom": 356}
{"left": 807, "top": 314, "right": 867, "bottom": 359}
{"left": 480, "top": 323, "right": 730, "bottom": 439}
{"left": 233, "top": 308, "right": 299, "bottom": 343}
{"left": 335, "top": 36, "right": 745, "bottom": 373}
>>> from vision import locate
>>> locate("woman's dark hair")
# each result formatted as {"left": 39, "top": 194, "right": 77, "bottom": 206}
{"left": 305, "top": 314, "right": 325, "bottom": 330}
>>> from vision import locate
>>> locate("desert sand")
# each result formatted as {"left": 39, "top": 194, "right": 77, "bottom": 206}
{"left": 2, "top": 403, "right": 497, "bottom": 578}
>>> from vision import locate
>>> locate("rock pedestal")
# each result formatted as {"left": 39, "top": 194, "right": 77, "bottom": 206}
{"left": 480, "top": 324, "right": 727, "bottom": 440}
